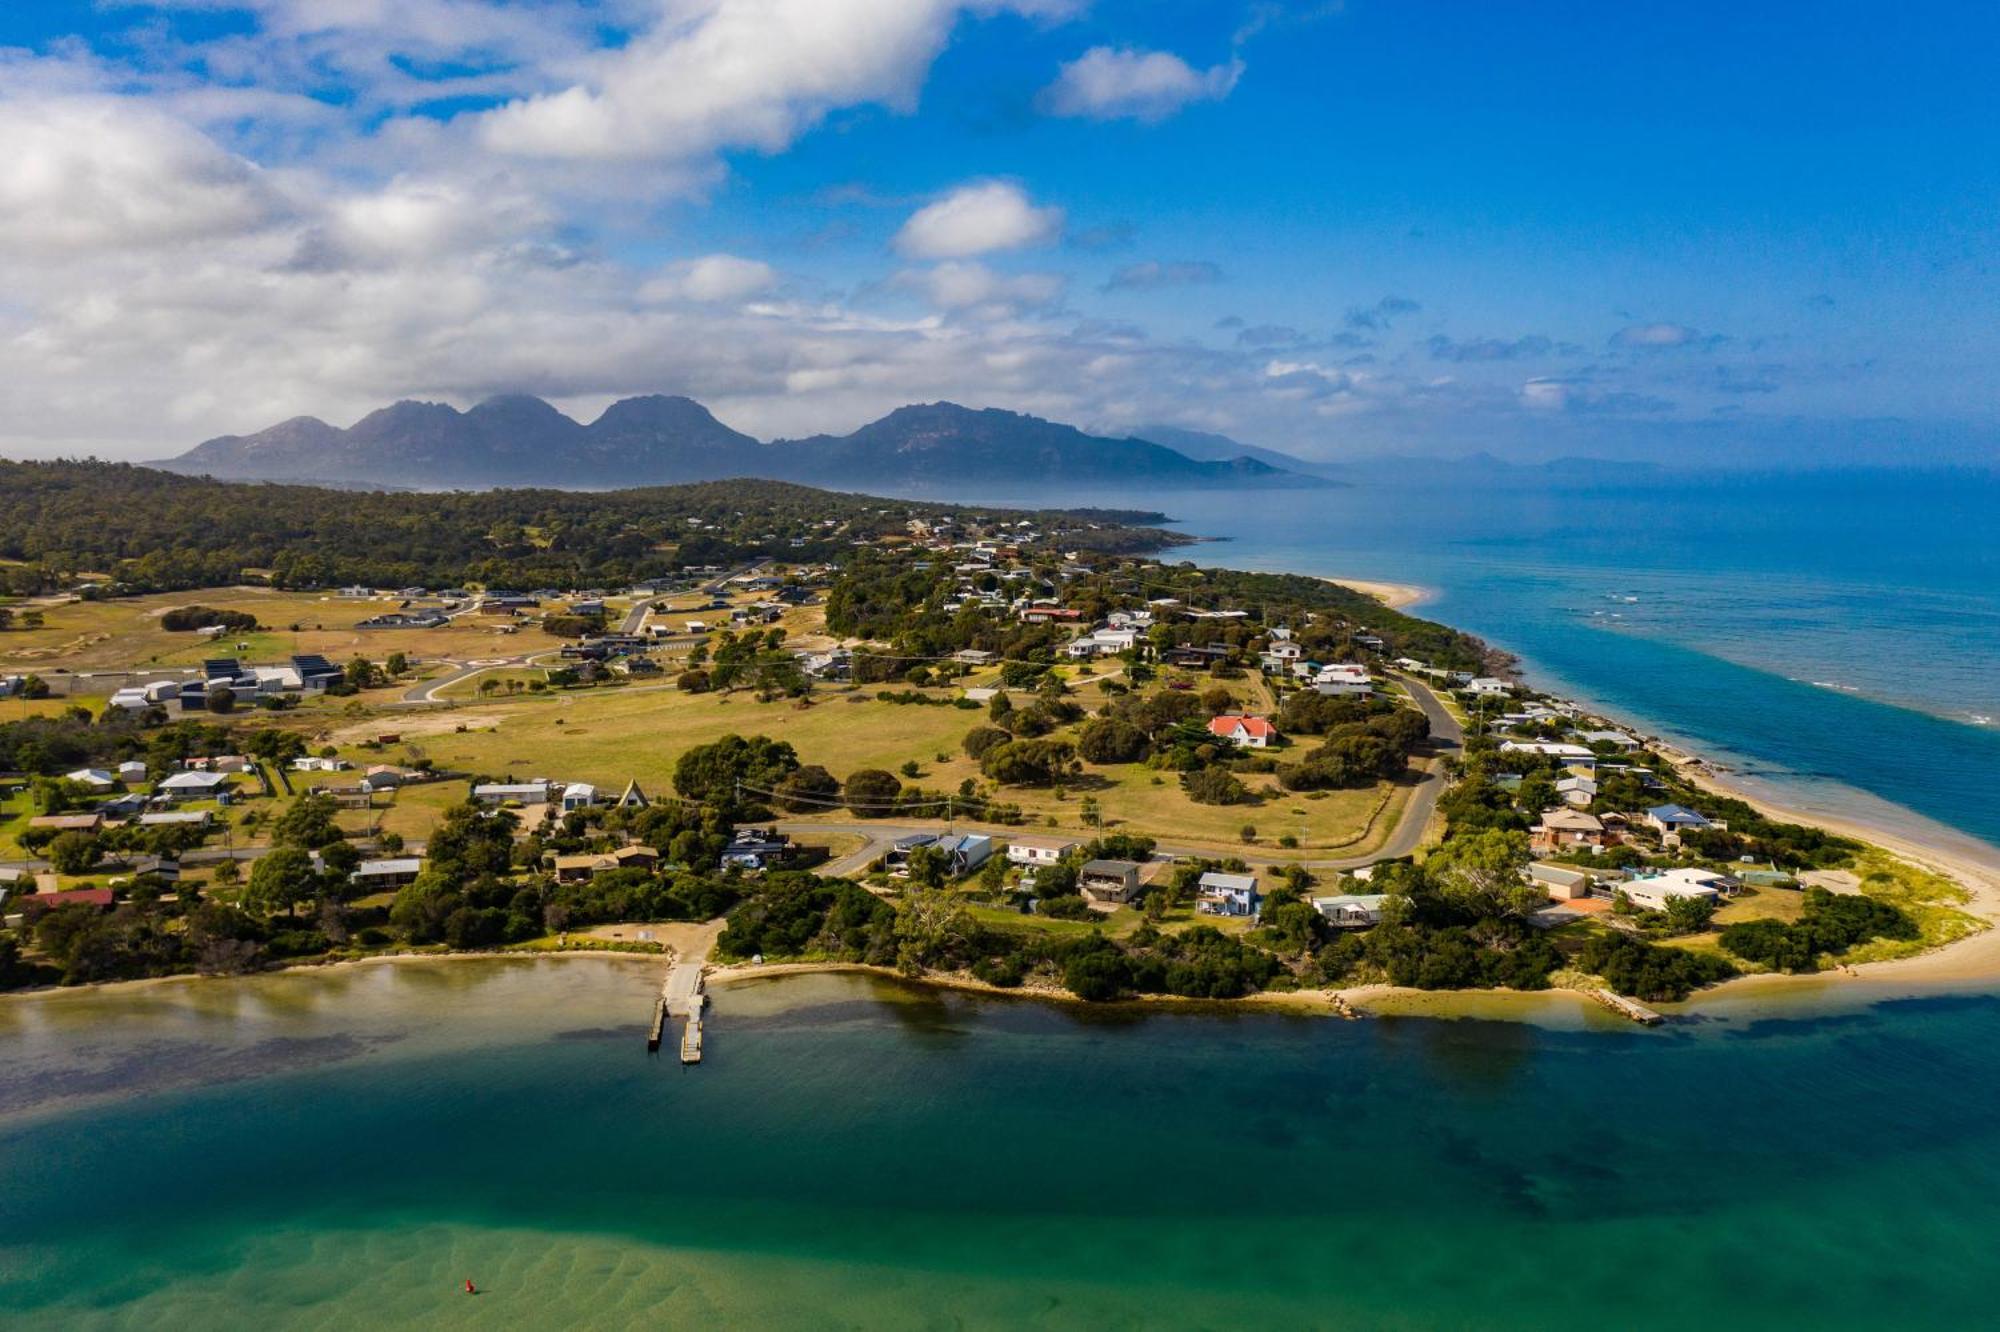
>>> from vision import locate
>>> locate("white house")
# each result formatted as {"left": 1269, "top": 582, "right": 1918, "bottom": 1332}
{"left": 1207, "top": 715, "right": 1279, "bottom": 748}
{"left": 1555, "top": 776, "right": 1598, "bottom": 807}
{"left": 1466, "top": 677, "right": 1514, "bottom": 697}
{"left": 66, "top": 768, "right": 117, "bottom": 790}
{"left": 1314, "top": 663, "right": 1372, "bottom": 697}
{"left": 1621, "top": 868, "right": 1735, "bottom": 912}
{"left": 560, "top": 783, "right": 601, "bottom": 812}
{"left": 1005, "top": 835, "right": 1079, "bottom": 868}
{"left": 117, "top": 761, "right": 149, "bottom": 784}
{"left": 1259, "top": 641, "right": 1304, "bottom": 671}
{"left": 157, "top": 770, "right": 231, "bottom": 798}
{"left": 1312, "top": 894, "right": 1391, "bottom": 928}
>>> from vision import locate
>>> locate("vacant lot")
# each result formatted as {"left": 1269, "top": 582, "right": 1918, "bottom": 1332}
{"left": 310, "top": 679, "right": 1403, "bottom": 855}
{"left": 0, "top": 587, "right": 572, "bottom": 679}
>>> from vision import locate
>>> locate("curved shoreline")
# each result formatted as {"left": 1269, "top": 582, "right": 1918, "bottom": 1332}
{"left": 1323, "top": 575, "right": 1432, "bottom": 610}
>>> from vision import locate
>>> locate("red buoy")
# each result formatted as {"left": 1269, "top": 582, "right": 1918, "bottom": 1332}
{"left": 466, "top": 1278, "right": 477, "bottom": 1295}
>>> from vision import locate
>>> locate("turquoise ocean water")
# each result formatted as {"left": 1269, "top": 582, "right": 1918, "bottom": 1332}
{"left": 4, "top": 467, "right": 1999, "bottom": 1328}
{"left": 6, "top": 959, "right": 2000, "bottom": 1328}
{"left": 985, "top": 467, "right": 2000, "bottom": 853}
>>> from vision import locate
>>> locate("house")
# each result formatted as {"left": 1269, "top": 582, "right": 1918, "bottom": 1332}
{"left": 883, "top": 832, "right": 939, "bottom": 875}
{"left": 117, "top": 761, "right": 149, "bottom": 784}
{"left": 615, "top": 779, "right": 651, "bottom": 809}
{"left": 1207, "top": 715, "right": 1279, "bottom": 749}
{"left": 1466, "top": 677, "right": 1514, "bottom": 697}
{"left": 99, "top": 794, "right": 148, "bottom": 820}
{"left": 1555, "top": 776, "right": 1598, "bottom": 808}
{"left": 158, "top": 770, "right": 232, "bottom": 799}
{"left": 1259, "top": 641, "right": 1304, "bottom": 671}
{"left": 1164, "top": 644, "right": 1230, "bottom": 669}
{"left": 472, "top": 781, "right": 556, "bottom": 805}
{"left": 1621, "top": 867, "right": 1735, "bottom": 912}
{"left": 1530, "top": 862, "right": 1595, "bottom": 901}
{"left": 360, "top": 765, "right": 410, "bottom": 794}
{"left": 1197, "top": 871, "right": 1262, "bottom": 918}
{"left": 350, "top": 858, "right": 424, "bottom": 890}
{"left": 1078, "top": 859, "right": 1143, "bottom": 907}
{"left": 932, "top": 833, "right": 995, "bottom": 876}
{"left": 1312, "top": 894, "right": 1391, "bottom": 928}
{"left": 1313, "top": 663, "right": 1373, "bottom": 697}
{"left": 1065, "top": 627, "right": 1139, "bottom": 659}
{"left": 560, "top": 783, "right": 600, "bottom": 812}
{"left": 554, "top": 846, "right": 660, "bottom": 883}
{"left": 1532, "top": 808, "right": 1606, "bottom": 852}
{"left": 1005, "top": 835, "right": 1079, "bottom": 868}
{"left": 720, "top": 829, "right": 791, "bottom": 872}
{"left": 1645, "top": 804, "right": 1715, "bottom": 837}
{"left": 29, "top": 813, "right": 103, "bottom": 834}
{"left": 952, "top": 649, "right": 998, "bottom": 666}
{"left": 1500, "top": 741, "right": 1596, "bottom": 764}
{"left": 65, "top": 768, "right": 116, "bottom": 790}
{"left": 291, "top": 756, "right": 351, "bottom": 773}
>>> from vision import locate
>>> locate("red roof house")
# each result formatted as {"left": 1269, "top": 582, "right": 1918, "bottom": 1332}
{"left": 1208, "top": 715, "right": 1279, "bottom": 749}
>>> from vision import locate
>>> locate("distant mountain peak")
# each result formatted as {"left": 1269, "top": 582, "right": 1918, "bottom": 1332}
{"left": 155, "top": 394, "right": 1329, "bottom": 492}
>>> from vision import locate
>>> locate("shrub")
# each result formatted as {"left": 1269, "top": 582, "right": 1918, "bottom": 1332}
{"left": 1182, "top": 767, "right": 1252, "bottom": 805}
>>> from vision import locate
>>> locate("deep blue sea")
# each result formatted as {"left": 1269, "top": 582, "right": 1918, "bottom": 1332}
{"left": 957, "top": 468, "right": 2000, "bottom": 853}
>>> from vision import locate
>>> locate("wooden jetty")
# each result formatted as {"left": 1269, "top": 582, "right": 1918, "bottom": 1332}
{"left": 1589, "top": 988, "right": 1664, "bottom": 1025}
{"left": 649, "top": 950, "right": 710, "bottom": 1061}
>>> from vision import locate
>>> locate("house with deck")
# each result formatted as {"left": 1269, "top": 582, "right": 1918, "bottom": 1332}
{"left": 1078, "top": 859, "right": 1143, "bottom": 907}
{"left": 1197, "top": 871, "right": 1262, "bottom": 918}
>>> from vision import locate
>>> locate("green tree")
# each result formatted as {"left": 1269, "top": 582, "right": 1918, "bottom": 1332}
{"left": 46, "top": 830, "right": 99, "bottom": 876}
{"left": 672, "top": 734, "right": 799, "bottom": 804}
{"left": 243, "top": 846, "right": 318, "bottom": 918}
{"left": 843, "top": 768, "right": 904, "bottom": 816}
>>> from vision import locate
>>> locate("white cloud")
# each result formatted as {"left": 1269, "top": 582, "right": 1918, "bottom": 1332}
{"left": 477, "top": 0, "right": 1068, "bottom": 163}
{"left": 0, "top": 96, "right": 291, "bottom": 252}
{"left": 893, "top": 181, "right": 1064, "bottom": 259}
{"left": 897, "top": 261, "right": 1065, "bottom": 312}
{"left": 641, "top": 254, "right": 782, "bottom": 303}
{"left": 1040, "top": 46, "right": 1243, "bottom": 123}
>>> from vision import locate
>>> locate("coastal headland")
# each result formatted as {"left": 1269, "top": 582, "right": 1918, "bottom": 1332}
{"left": 0, "top": 464, "right": 1992, "bottom": 1023}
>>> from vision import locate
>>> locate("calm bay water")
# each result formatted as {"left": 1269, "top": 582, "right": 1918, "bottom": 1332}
{"left": 971, "top": 467, "right": 2000, "bottom": 853}
{"left": 6, "top": 959, "right": 2000, "bottom": 1328}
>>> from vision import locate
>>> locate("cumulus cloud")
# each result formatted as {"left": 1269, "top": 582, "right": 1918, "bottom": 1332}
{"left": 0, "top": 96, "right": 292, "bottom": 252}
{"left": 1102, "top": 260, "right": 1222, "bottom": 291}
{"left": 1040, "top": 46, "right": 1244, "bottom": 123}
{"left": 641, "top": 254, "right": 782, "bottom": 304}
{"left": 478, "top": 0, "right": 1073, "bottom": 162}
{"left": 893, "top": 181, "right": 1063, "bottom": 259}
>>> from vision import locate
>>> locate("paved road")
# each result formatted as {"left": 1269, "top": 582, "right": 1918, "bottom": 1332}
{"left": 1367, "top": 673, "right": 1461, "bottom": 862}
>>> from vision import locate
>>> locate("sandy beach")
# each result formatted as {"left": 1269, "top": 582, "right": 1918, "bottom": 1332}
{"left": 1324, "top": 576, "right": 1431, "bottom": 610}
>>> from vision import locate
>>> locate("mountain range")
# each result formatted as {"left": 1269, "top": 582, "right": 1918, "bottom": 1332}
{"left": 157, "top": 396, "right": 1331, "bottom": 492}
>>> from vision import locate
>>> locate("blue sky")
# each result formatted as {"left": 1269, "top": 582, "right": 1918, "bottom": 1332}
{"left": 1, "top": 0, "right": 1995, "bottom": 464}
